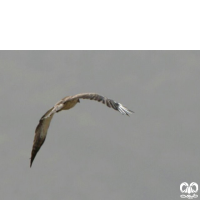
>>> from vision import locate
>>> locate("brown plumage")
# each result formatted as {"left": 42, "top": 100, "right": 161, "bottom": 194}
{"left": 30, "top": 93, "right": 134, "bottom": 167}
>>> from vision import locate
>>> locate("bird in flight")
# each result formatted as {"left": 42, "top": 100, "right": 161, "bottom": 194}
{"left": 30, "top": 93, "right": 134, "bottom": 167}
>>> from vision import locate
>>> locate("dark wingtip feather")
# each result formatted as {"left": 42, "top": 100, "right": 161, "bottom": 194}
{"left": 30, "top": 151, "right": 36, "bottom": 167}
{"left": 30, "top": 146, "right": 40, "bottom": 167}
{"left": 30, "top": 158, "right": 33, "bottom": 168}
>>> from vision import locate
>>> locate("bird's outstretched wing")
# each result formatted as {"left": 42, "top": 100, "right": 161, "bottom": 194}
{"left": 67, "top": 93, "right": 134, "bottom": 116}
{"left": 30, "top": 107, "right": 54, "bottom": 167}
{"left": 30, "top": 93, "right": 133, "bottom": 167}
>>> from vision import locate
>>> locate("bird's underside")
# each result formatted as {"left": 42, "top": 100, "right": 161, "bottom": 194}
{"left": 30, "top": 93, "right": 134, "bottom": 167}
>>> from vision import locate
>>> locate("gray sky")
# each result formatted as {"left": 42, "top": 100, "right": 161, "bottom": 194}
{"left": 0, "top": 51, "right": 200, "bottom": 200}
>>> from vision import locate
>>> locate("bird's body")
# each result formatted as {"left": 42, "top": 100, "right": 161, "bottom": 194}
{"left": 30, "top": 93, "right": 133, "bottom": 167}
{"left": 62, "top": 98, "right": 79, "bottom": 110}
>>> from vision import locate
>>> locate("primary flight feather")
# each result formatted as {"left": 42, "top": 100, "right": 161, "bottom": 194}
{"left": 30, "top": 93, "right": 134, "bottom": 167}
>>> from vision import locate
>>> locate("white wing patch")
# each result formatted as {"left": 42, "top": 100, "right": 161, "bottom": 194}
{"left": 117, "top": 103, "right": 133, "bottom": 115}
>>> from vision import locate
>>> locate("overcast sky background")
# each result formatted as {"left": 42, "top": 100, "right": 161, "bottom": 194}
{"left": 0, "top": 51, "right": 199, "bottom": 200}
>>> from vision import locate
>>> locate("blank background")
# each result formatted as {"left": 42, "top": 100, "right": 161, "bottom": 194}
{"left": 0, "top": 51, "right": 199, "bottom": 200}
